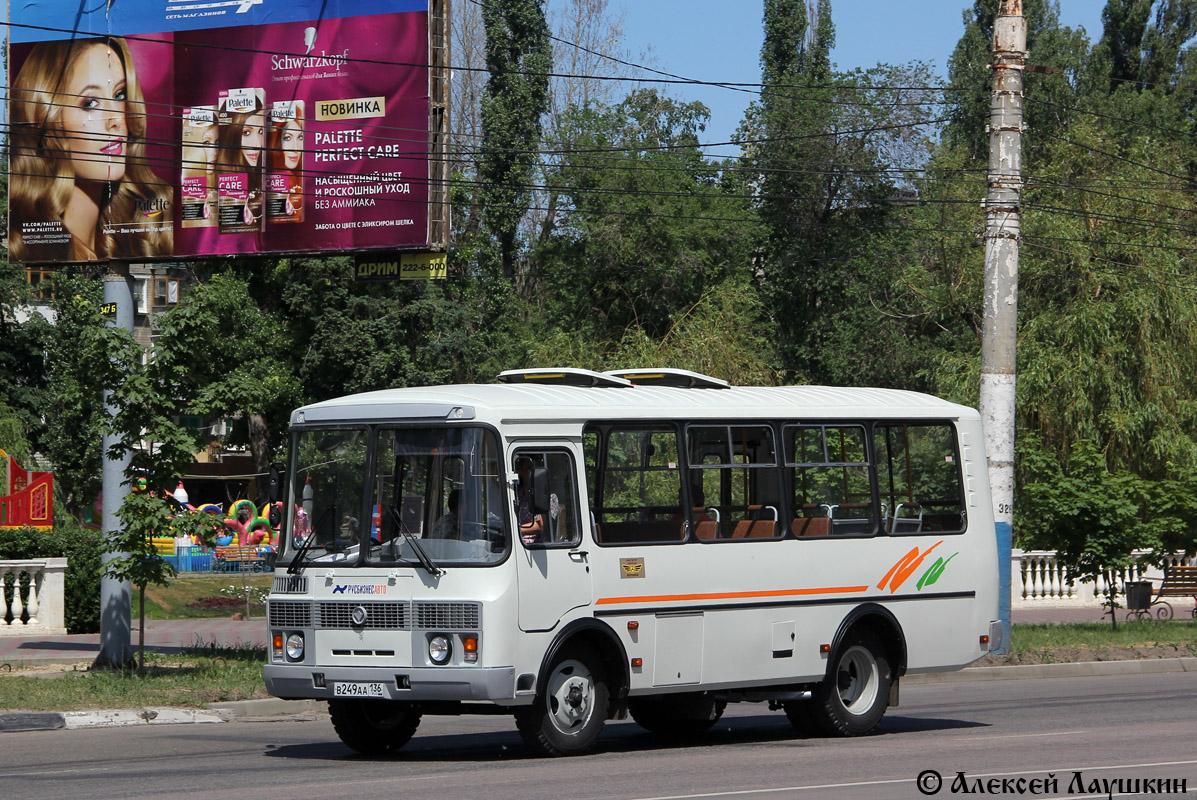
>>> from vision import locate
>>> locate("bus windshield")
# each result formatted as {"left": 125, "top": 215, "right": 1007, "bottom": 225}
{"left": 279, "top": 425, "right": 510, "bottom": 569}
{"left": 281, "top": 427, "right": 370, "bottom": 567}
{"left": 369, "top": 426, "right": 509, "bottom": 566}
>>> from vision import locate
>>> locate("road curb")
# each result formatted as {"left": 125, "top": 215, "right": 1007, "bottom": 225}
{"left": 906, "top": 656, "right": 1197, "bottom": 684}
{"left": 0, "top": 706, "right": 232, "bottom": 732}
{"left": 208, "top": 698, "right": 324, "bottom": 718}
{"left": 3, "top": 659, "right": 1195, "bottom": 732}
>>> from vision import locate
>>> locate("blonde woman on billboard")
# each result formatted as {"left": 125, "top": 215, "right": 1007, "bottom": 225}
{"left": 216, "top": 96, "right": 266, "bottom": 231}
{"left": 181, "top": 113, "right": 219, "bottom": 227}
{"left": 9, "top": 36, "right": 172, "bottom": 262}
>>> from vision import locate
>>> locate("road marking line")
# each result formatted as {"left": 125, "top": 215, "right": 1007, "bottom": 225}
{"left": 623, "top": 759, "right": 1197, "bottom": 800}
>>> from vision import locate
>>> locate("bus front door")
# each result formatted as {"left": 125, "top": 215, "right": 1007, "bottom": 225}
{"left": 513, "top": 447, "right": 592, "bottom": 632}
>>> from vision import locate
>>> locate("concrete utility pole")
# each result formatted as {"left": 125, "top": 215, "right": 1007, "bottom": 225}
{"left": 980, "top": 0, "right": 1024, "bottom": 653}
{"left": 96, "top": 264, "right": 134, "bottom": 669}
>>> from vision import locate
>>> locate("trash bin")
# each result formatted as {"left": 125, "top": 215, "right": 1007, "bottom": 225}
{"left": 1125, "top": 580, "right": 1153, "bottom": 611}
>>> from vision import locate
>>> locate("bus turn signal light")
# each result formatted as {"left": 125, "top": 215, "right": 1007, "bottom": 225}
{"left": 627, "top": 621, "right": 639, "bottom": 631}
{"left": 631, "top": 658, "right": 643, "bottom": 667}
{"left": 464, "top": 637, "right": 478, "bottom": 663}
{"left": 819, "top": 644, "right": 831, "bottom": 654}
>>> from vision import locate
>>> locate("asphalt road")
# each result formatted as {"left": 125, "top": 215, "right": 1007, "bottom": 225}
{"left": 2, "top": 672, "right": 1195, "bottom": 800}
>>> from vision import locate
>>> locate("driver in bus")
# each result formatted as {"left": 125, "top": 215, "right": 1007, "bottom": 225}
{"left": 516, "top": 456, "right": 546, "bottom": 544}
{"left": 430, "top": 489, "right": 461, "bottom": 538}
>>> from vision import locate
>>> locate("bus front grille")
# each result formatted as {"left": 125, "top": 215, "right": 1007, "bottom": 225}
{"left": 413, "top": 601, "right": 480, "bottom": 630}
{"left": 316, "top": 601, "right": 408, "bottom": 629}
{"left": 268, "top": 601, "right": 313, "bottom": 628}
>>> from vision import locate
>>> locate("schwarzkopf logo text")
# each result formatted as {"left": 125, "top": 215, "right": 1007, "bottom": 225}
{"left": 271, "top": 50, "right": 351, "bottom": 72}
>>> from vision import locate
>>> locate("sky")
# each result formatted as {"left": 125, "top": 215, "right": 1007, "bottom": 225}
{"left": 608, "top": 0, "right": 1106, "bottom": 151}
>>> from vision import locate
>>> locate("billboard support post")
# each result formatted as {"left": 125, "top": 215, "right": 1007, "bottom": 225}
{"left": 430, "top": 0, "right": 451, "bottom": 252}
{"left": 96, "top": 262, "right": 134, "bottom": 670}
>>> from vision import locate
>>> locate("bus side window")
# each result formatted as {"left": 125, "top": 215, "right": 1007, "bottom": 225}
{"left": 874, "top": 423, "right": 965, "bottom": 534}
{"left": 785, "top": 425, "right": 876, "bottom": 538}
{"left": 593, "top": 426, "right": 684, "bottom": 544}
{"left": 514, "top": 450, "right": 581, "bottom": 547}
{"left": 686, "top": 424, "right": 781, "bottom": 541}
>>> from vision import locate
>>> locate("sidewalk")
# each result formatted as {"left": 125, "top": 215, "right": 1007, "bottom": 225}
{"left": 0, "top": 606, "right": 1128, "bottom": 667}
{"left": 0, "top": 618, "right": 268, "bottom": 667}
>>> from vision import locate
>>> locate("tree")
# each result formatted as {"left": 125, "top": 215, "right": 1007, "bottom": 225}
{"left": 99, "top": 322, "right": 223, "bottom": 672}
{"left": 879, "top": 0, "right": 1197, "bottom": 564}
{"left": 0, "top": 171, "right": 49, "bottom": 456}
{"left": 534, "top": 89, "right": 759, "bottom": 343}
{"left": 151, "top": 273, "right": 302, "bottom": 487}
{"left": 477, "top": 0, "right": 552, "bottom": 284}
{"left": 1019, "top": 439, "right": 1166, "bottom": 628}
{"left": 38, "top": 274, "right": 110, "bottom": 518}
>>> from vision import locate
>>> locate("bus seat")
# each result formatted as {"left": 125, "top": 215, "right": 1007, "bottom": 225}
{"left": 792, "top": 517, "right": 830, "bottom": 537}
{"left": 695, "top": 519, "right": 719, "bottom": 540}
{"left": 732, "top": 505, "right": 778, "bottom": 538}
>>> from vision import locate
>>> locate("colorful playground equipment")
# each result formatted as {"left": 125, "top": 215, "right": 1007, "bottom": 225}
{"left": 148, "top": 484, "right": 280, "bottom": 572}
{"left": 0, "top": 449, "right": 53, "bottom": 530}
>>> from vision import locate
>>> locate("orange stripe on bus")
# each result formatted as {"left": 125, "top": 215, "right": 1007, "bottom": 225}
{"left": 595, "top": 586, "right": 870, "bottom": 605}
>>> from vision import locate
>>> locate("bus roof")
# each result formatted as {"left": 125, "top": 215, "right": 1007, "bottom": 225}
{"left": 291, "top": 380, "right": 977, "bottom": 426}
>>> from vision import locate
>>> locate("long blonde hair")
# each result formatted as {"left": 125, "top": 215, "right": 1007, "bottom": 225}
{"left": 9, "top": 37, "right": 172, "bottom": 262}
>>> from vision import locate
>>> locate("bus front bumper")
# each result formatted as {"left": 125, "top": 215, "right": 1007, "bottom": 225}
{"left": 264, "top": 664, "right": 518, "bottom": 703}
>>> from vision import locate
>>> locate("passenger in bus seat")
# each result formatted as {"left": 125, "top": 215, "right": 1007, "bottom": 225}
{"left": 430, "top": 489, "right": 460, "bottom": 538}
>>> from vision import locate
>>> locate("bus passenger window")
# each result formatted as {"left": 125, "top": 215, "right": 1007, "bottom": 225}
{"left": 686, "top": 424, "right": 781, "bottom": 541}
{"left": 785, "top": 425, "right": 876, "bottom": 537}
{"left": 590, "top": 426, "right": 684, "bottom": 544}
{"left": 874, "top": 423, "right": 965, "bottom": 534}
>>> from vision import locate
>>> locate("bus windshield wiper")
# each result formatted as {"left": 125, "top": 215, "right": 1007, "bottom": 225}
{"left": 388, "top": 506, "right": 444, "bottom": 577}
{"left": 286, "top": 541, "right": 319, "bottom": 575}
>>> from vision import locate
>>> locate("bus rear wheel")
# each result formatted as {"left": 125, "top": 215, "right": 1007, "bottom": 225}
{"left": 515, "top": 644, "right": 609, "bottom": 757}
{"left": 329, "top": 699, "right": 422, "bottom": 755}
{"left": 805, "top": 628, "right": 892, "bottom": 737}
{"left": 629, "top": 694, "right": 725, "bottom": 736}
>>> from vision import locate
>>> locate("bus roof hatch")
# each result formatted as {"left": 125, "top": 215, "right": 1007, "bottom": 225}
{"left": 603, "top": 368, "right": 730, "bottom": 389}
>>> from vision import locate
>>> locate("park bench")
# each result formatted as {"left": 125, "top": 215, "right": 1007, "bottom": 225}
{"left": 214, "top": 545, "right": 268, "bottom": 572}
{"left": 1126, "top": 565, "right": 1197, "bottom": 620}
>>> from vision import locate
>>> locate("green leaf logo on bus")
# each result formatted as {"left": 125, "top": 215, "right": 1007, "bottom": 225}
{"left": 877, "top": 541, "right": 960, "bottom": 593}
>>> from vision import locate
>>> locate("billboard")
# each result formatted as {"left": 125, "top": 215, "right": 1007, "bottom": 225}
{"left": 8, "top": 0, "right": 438, "bottom": 265}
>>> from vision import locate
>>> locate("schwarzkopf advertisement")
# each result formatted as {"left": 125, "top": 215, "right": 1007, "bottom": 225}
{"left": 8, "top": 0, "right": 431, "bottom": 265}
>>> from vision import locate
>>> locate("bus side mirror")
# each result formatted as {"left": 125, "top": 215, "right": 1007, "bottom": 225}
{"left": 531, "top": 467, "right": 550, "bottom": 515}
{"left": 268, "top": 462, "right": 284, "bottom": 503}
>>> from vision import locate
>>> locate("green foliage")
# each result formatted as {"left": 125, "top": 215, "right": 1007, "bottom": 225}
{"left": 151, "top": 272, "right": 302, "bottom": 479}
{"left": 0, "top": 521, "right": 104, "bottom": 634}
{"left": 534, "top": 89, "right": 760, "bottom": 344}
{"left": 478, "top": 0, "right": 553, "bottom": 280}
{"left": 0, "top": 262, "right": 48, "bottom": 453}
{"left": 38, "top": 275, "right": 109, "bottom": 518}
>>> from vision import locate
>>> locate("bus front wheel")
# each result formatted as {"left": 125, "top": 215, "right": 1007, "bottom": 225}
{"left": 803, "top": 628, "right": 892, "bottom": 737}
{"left": 516, "top": 644, "right": 609, "bottom": 756}
{"left": 329, "top": 699, "right": 422, "bottom": 755}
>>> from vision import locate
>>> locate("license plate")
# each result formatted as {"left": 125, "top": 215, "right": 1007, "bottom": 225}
{"left": 333, "top": 682, "right": 386, "bottom": 698}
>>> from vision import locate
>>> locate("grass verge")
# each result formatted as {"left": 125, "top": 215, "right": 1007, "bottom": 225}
{"left": 984, "top": 619, "right": 1197, "bottom": 665}
{"left": 137, "top": 573, "right": 274, "bottom": 619}
{"left": 0, "top": 643, "right": 270, "bottom": 711}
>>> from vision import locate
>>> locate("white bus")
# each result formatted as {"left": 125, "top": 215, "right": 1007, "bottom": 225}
{"left": 264, "top": 368, "right": 1001, "bottom": 757}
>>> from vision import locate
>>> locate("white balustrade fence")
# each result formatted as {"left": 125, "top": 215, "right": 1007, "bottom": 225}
{"left": 1013, "top": 550, "right": 1194, "bottom": 608}
{"left": 0, "top": 558, "right": 67, "bottom": 636}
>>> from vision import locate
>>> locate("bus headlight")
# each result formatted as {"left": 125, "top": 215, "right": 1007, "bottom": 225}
{"left": 428, "top": 635, "right": 452, "bottom": 665}
{"left": 286, "top": 633, "right": 305, "bottom": 661}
